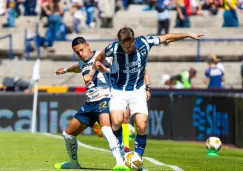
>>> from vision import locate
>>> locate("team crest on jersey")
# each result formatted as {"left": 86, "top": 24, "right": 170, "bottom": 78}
{"left": 140, "top": 48, "right": 146, "bottom": 57}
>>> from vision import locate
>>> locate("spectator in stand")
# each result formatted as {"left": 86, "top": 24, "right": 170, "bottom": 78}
{"left": 203, "top": 57, "right": 225, "bottom": 89}
{"left": 143, "top": 0, "right": 157, "bottom": 11}
{"left": 187, "top": 0, "right": 203, "bottom": 16}
{"left": 175, "top": 0, "right": 190, "bottom": 27}
{"left": 210, "top": 54, "right": 225, "bottom": 73}
{"left": 161, "top": 74, "right": 185, "bottom": 89}
{"left": 0, "top": 0, "right": 5, "bottom": 16}
{"left": 172, "top": 68, "right": 197, "bottom": 89}
{"left": 69, "top": 0, "right": 85, "bottom": 33}
{"left": 239, "top": 0, "right": 243, "bottom": 9}
{"left": 210, "top": 54, "right": 225, "bottom": 88}
{"left": 15, "top": 0, "right": 37, "bottom": 16}
{"left": 204, "top": 0, "right": 223, "bottom": 15}
{"left": 84, "top": 0, "right": 98, "bottom": 28}
{"left": 98, "top": 0, "right": 115, "bottom": 28}
{"left": 2, "top": 0, "right": 16, "bottom": 28}
{"left": 156, "top": 0, "right": 172, "bottom": 37}
{"left": 41, "top": 0, "right": 65, "bottom": 47}
{"left": 223, "top": 0, "right": 239, "bottom": 27}
{"left": 2, "top": 77, "right": 32, "bottom": 93}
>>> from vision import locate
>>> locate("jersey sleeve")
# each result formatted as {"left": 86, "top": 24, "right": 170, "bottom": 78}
{"left": 104, "top": 42, "right": 116, "bottom": 57}
{"left": 78, "top": 61, "right": 83, "bottom": 70}
{"left": 144, "top": 35, "right": 160, "bottom": 48}
{"left": 205, "top": 68, "right": 210, "bottom": 78}
{"left": 103, "top": 57, "right": 113, "bottom": 67}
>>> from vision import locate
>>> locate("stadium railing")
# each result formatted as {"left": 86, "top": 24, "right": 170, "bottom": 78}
{"left": 25, "top": 25, "right": 243, "bottom": 61}
{"left": 24, "top": 24, "right": 40, "bottom": 60}
{"left": 56, "top": 38, "right": 243, "bottom": 62}
{"left": 0, "top": 34, "right": 13, "bottom": 60}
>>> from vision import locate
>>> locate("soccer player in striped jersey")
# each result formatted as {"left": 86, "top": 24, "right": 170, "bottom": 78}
{"left": 84, "top": 27, "right": 203, "bottom": 171}
{"left": 54, "top": 37, "right": 129, "bottom": 170}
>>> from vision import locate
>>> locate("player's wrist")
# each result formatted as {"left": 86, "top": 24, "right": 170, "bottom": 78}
{"left": 89, "top": 68, "right": 96, "bottom": 77}
{"left": 64, "top": 68, "right": 68, "bottom": 73}
{"left": 146, "top": 84, "right": 151, "bottom": 92}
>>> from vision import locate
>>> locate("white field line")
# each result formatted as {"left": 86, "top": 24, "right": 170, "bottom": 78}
{"left": 42, "top": 133, "right": 184, "bottom": 171}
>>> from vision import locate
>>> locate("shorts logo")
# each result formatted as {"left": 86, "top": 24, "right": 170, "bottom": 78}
{"left": 99, "top": 101, "right": 107, "bottom": 111}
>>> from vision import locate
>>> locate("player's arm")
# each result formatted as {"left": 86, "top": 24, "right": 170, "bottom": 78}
{"left": 203, "top": 69, "right": 210, "bottom": 85}
{"left": 158, "top": 33, "right": 204, "bottom": 44}
{"left": 95, "top": 61, "right": 110, "bottom": 73}
{"left": 144, "top": 70, "right": 151, "bottom": 101}
{"left": 55, "top": 64, "right": 81, "bottom": 75}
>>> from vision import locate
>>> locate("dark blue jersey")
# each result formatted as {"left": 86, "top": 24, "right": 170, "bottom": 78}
{"left": 105, "top": 35, "right": 160, "bottom": 91}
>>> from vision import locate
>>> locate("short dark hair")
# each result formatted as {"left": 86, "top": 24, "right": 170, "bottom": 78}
{"left": 72, "top": 37, "right": 86, "bottom": 47}
{"left": 117, "top": 27, "right": 135, "bottom": 42}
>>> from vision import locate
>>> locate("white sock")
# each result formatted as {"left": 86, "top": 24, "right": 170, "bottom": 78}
{"left": 101, "top": 126, "right": 124, "bottom": 165}
{"left": 63, "top": 131, "right": 79, "bottom": 166}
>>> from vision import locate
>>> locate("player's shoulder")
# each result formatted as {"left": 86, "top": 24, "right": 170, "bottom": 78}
{"left": 94, "top": 50, "right": 101, "bottom": 57}
{"left": 106, "top": 41, "right": 119, "bottom": 49}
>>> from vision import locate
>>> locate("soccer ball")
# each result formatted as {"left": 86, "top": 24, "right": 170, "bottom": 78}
{"left": 206, "top": 137, "right": 222, "bottom": 152}
{"left": 124, "top": 151, "right": 143, "bottom": 171}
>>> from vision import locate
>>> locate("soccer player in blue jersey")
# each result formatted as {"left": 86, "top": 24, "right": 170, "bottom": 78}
{"left": 54, "top": 37, "right": 129, "bottom": 171}
{"left": 84, "top": 27, "right": 203, "bottom": 171}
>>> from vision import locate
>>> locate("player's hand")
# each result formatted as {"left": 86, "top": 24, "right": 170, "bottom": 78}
{"left": 95, "top": 61, "right": 102, "bottom": 69}
{"left": 189, "top": 33, "right": 204, "bottom": 40}
{"left": 56, "top": 68, "right": 66, "bottom": 75}
{"left": 84, "top": 73, "right": 93, "bottom": 85}
{"left": 146, "top": 91, "right": 151, "bottom": 101}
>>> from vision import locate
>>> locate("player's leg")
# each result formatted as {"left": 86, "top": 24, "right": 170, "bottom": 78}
{"left": 109, "top": 89, "right": 128, "bottom": 156}
{"left": 128, "top": 86, "right": 148, "bottom": 154}
{"left": 95, "top": 98, "right": 130, "bottom": 171}
{"left": 122, "top": 106, "right": 130, "bottom": 152}
{"left": 133, "top": 113, "right": 148, "bottom": 156}
{"left": 55, "top": 104, "right": 91, "bottom": 169}
{"left": 54, "top": 118, "right": 88, "bottom": 169}
{"left": 129, "top": 87, "right": 149, "bottom": 171}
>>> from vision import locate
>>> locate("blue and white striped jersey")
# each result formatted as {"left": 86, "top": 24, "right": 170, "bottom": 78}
{"left": 105, "top": 35, "right": 160, "bottom": 91}
{"left": 78, "top": 51, "right": 112, "bottom": 102}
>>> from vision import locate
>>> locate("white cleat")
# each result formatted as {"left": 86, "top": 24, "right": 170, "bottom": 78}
{"left": 54, "top": 161, "right": 81, "bottom": 169}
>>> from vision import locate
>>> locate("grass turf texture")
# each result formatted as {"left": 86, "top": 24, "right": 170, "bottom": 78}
{"left": 0, "top": 132, "right": 242, "bottom": 171}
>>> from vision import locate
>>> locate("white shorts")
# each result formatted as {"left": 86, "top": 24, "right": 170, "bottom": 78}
{"left": 109, "top": 86, "right": 148, "bottom": 116}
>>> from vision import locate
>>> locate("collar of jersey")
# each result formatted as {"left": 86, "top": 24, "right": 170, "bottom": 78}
{"left": 84, "top": 51, "right": 96, "bottom": 63}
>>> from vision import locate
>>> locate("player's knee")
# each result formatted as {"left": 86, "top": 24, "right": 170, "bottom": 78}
{"left": 136, "top": 122, "right": 147, "bottom": 135}
{"left": 112, "top": 117, "right": 123, "bottom": 127}
{"left": 111, "top": 113, "right": 123, "bottom": 126}
{"left": 63, "top": 130, "right": 75, "bottom": 139}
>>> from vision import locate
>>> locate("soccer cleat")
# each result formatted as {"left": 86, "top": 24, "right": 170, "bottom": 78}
{"left": 138, "top": 167, "right": 148, "bottom": 171}
{"left": 54, "top": 162, "right": 81, "bottom": 169}
{"left": 92, "top": 122, "right": 103, "bottom": 138}
{"left": 124, "top": 146, "right": 130, "bottom": 153}
{"left": 119, "top": 143, "right": 125, "bottom": 157}
{"left": 113, "top": 164, "right": 130, "bottom": 171}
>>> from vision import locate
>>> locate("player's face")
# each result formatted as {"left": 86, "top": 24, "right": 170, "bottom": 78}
{"left": 120, "top": 39, "right": 136, "bottom": 54}
{"left": 72, "top": 43, "right": 91, "bottom": 61}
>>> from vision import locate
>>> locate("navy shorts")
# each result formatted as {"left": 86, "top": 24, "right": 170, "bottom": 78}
{"left": 74, "top": 98, "right": 110, "bottom": 127}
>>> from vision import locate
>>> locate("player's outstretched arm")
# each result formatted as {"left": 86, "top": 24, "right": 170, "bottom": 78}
{"left": 55, "top": 64, "right": 81, "bottom": 75}
{"left": 158, "top": 33, "right": 204, "bottom": 44}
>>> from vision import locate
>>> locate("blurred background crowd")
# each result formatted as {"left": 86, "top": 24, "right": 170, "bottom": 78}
{"left": 0, "top": 0, "right": 243, "bottom": 92}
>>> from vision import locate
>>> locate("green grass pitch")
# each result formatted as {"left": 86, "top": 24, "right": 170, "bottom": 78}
{"left": 0, "top": 132, "right": 242, "bottom": 171}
